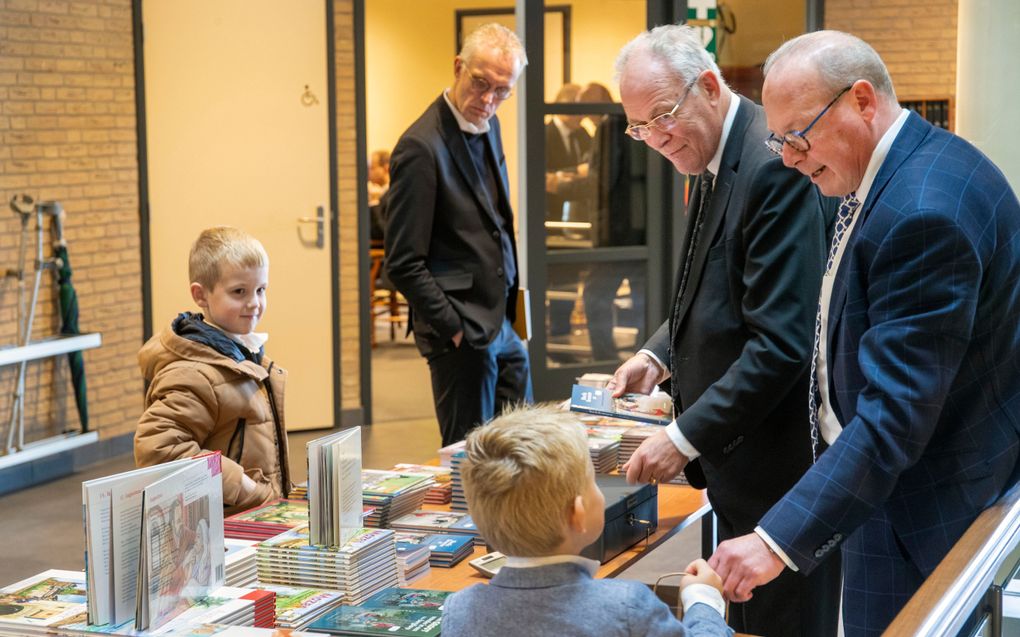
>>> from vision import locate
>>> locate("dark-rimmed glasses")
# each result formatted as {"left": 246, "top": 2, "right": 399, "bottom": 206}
{"left": 468, "top": 73, "right": 513, "bottom": 101}
{"left": 625, "top": 78, "right": 698, "bottom": 141}
{"left": 764, "top": 85, "right": 853, "bottom": 155}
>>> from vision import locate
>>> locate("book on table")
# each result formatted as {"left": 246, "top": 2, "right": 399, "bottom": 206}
{"left": 80, "top": 452, "right": 225, "bottom": 630}
{"left": 569, "top": 384, "right": 672, "bottom": 425}
{"left": 306, "top": 604, "right": 442, "bottom": 636}
{"left": 306, "top": 427, "right": 363, "bottom": 548}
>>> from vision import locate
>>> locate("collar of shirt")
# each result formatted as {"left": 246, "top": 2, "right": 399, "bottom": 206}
{"left": 706, "top": 88, "right": 740, "bottom": 178}
{"left": 443, "top": 89, "right": 490, "bottom": 135}
{"left": 856, "top": 108, "right": 910, "bottom": 206}
{"left": 229, "top": 330, "right": 269, "bottom": 354}
{"left": 504, "top": 553, "right": 599, "bottom": 575}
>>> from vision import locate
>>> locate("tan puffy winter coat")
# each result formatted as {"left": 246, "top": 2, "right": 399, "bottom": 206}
{"left": 135, "top": 328, "right": 291, "bottom": 516}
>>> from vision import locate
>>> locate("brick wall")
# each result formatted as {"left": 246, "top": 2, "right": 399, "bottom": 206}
{"left": 0, "top": 0, "right": 366, "bottom": 454}
{"left": 0, "top": 0, "right": 142, "bottom": 443}
{"left": 826, "top": 0, "right": 958, "bottom": 102}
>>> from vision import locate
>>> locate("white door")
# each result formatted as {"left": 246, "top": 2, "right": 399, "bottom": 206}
{"left": 144, "top": 0, "right": 333, "bottom": 430}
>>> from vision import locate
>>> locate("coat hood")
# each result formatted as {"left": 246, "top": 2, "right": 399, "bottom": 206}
{"left": 139, "top": 312, "right": 270, "bottom": 382}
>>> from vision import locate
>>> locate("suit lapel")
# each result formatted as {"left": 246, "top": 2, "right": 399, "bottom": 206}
{"left": 671, "top": 97, "right": 749, "bottom": 329}
{"left": 485, "top": 120, "right": 514, "bottom": 224}
{"left": 436, "top": 98, "right": 505, "bottom": 228}
{"left": 824, "top": 112, "right": 931, "bottom": 417}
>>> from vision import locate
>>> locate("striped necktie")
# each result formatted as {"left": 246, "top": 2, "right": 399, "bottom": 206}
{"left": 808, "top": 192, "right": 861, "bottom": 460}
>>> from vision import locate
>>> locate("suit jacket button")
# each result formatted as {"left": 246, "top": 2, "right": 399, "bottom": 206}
{"left": 497, "top": 267, "right": 504, "bottom": 276}
{"left": 826, "top": 539, "right": 836, "bottom": 548}
{"left": 814, "top": 549, "right": 825, "bottom": 558}
{"left": 833, "top": 533, "right": 843, "bottom": 541}
{"left": 492, "top": 230, "right": 500, "bottom": 240}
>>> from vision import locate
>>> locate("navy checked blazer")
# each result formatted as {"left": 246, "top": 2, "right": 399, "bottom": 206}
{"left": 760, "top": 112, "right": 1020, "bottom": 579}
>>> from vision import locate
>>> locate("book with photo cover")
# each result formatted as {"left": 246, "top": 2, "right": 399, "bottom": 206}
{"left": 569, "top": 384, "right": 672, "bottom": 425}
{"left": 307, "top": 604, "right": 442, "bottom": 636}
{"left": 359, "top": 587, "right": 450, "bottom": 611}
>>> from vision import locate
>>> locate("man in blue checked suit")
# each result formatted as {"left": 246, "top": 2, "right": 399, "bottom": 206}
{"left": 709, "top": 30, "right": 1020, "bottom": 636}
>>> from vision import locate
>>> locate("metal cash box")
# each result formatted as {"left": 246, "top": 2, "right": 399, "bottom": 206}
{"left": 581, "top": 474, "right": 659, "bottom": 563}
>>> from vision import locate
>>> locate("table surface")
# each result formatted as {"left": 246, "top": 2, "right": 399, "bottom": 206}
{"left": 412, "top": 483, "right": 709, "bottom": 591}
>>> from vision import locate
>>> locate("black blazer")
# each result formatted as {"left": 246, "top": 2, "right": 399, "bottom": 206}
{"left": 384, "top": 96, "right": 519, "bottom": 356}
{"left": 645, "top": 96, "right": 833, "bottom": 531}
{"left": 544, "top": 119, "right": 591, "bottom": 222}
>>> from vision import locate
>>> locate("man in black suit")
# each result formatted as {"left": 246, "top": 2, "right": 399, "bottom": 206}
{"left": 609, "top": 26, "right": 839, "bottom": 637}
{"left": 384, "top": 23, "right": 532, "bottom": 447}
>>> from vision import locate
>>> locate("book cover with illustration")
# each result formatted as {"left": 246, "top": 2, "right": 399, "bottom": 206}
{"left": 570, "top": 384, "right": 672, "bottom": 425}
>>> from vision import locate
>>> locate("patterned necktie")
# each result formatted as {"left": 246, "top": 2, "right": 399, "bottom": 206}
{"left": 668, "top": 172, "right": 715, "bottom": 411}
{"left": 808, "top": 192, "right": 861, "bottom": 460}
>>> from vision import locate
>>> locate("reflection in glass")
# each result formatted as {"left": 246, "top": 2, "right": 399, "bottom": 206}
{"left": 546, "top": 260, "right": 646, "bottom": 367}
{"left": 544, "top": 111, "right": 647, "bottom": 249}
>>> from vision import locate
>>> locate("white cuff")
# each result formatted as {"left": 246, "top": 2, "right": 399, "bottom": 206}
{"left": 665, "top": 420, "right": 700, "bottom": 460}
{"left": 680, "top": 583, "right": 726, "bottom": 617}
{"left": 638, "top": 349, "right": 670, "bottom": 382}
{"left": 754, "top": 526, "right": 798, "bottom": 572}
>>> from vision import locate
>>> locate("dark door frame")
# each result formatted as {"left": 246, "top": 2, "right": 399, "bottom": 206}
{"left": 132, "top": 0, "right": 344, "bottom": 429}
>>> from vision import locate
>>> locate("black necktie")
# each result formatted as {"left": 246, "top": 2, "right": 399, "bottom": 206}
{"left": 668, "top": 172, "right": 715, "bottom": 408}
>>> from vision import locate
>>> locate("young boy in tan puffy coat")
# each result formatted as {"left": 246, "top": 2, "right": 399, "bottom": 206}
{"left": 135, "top": 227, "right": 290, "bottom": 515}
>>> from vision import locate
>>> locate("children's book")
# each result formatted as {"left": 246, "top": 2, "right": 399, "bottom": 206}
{"left": 359, "top": 587, "right": 450, "bottom": 611}
{"left": 0, "top": 569, "right": 89, "bottom": 631}
{"left": 306, "top": 604, "right": 442, "bottom": 636}
{"left": 135, "top": 453, "right": 225, "bottom": 630}
{"left": 81, "top": 453, "right": 224, "bottom": 629}
{"left": 569, "top": 384, "right": 672, "bottom": 425}
{"left": 307, "top": 427, "right": 363, "bottom": 548}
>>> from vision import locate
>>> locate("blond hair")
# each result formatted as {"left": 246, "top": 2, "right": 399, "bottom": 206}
{"left": 462, "top": 405, "right": 592, "bottom": 556}
{"left": 459, "top": 22, "right": 528, "bottom": 75}
{"left": 189, "top": 226, "right": 269, "bottom": 289}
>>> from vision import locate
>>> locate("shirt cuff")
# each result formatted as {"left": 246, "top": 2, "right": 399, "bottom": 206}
{"left": 665, "top": 420, "right": 700, "bottom": 460}
{"left": 754, "top": 526, "right": 798, "bottom": 572}
{"left": 637, "top": 349, "right": 670, "bottom": 382}
{"left": 680, "top": 583, "right": 726, "bottom": 618}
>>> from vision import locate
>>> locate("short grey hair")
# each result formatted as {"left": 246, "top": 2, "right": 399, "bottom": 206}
{"left": 459, "top": 23, "right": 528, "bottom": 75}
{"left": 764, "top": 30, "right": 896, "bottom": 101}
{"left": 615, "top": 24, "right": 725, "bottom": 92}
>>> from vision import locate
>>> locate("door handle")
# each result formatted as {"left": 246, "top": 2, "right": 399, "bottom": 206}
{"left": 297, "top": 206, "right": 324, "bottom": 248}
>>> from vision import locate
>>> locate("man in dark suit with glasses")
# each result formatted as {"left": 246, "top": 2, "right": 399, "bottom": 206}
{"left": 608, "top": 24, "right": 840, "bottom": 637}
{"left": 384, "top": 23, "right": 532, "bottom": 446}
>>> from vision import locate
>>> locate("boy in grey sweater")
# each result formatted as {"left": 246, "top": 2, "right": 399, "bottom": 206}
{"left": 441, "top": 406, "right": 733, "bottom": 637}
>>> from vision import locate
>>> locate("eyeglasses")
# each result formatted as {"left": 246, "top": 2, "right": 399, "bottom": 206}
{"left": 625, "top": 78, "right": 698, "bottom": 141}
{"left": 764, "top": 85, "right": 852, "bottom": 155}
{"left": 468, "top": 73, "right": 513, "bottom": 101}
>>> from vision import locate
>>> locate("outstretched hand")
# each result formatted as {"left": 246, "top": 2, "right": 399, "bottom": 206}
{"left": 708, "top": 532, "right": 786, "bottom": 602}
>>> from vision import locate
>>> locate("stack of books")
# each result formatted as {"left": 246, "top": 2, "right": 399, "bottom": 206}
{"left": 393, "top": 536, "right": 431, "bottom": 585}
{"left": 243, "top": 589, "right": 277, "bottom": 629}
{"left": 0, "top": 569, "right": 271, "bottom": 636}
{"left": 389, "top": 510, "right": 482, "bottom": 546}
{"left": 587, "top": 435, "right": 621, "bottom": 473}
{"left": 449, "top": 451, "right": 468, "bottom": 512}
{"left": 306, "top": 587, "right": 449, "bottom": 637}
{"left": 224, "top": 538, "right": 259, "bottom": 587}
{"left": 224, "top": 499, "right": 309, "bottom": 541}
{"left": 255, "top": 525, "right": 399, "bottom": 605}
{"left": 437, "top": 440, "right": 466, "bottom": 467}
{"left": 395, "top": 531, "right": 475, "bottom": 568}
{"left": 289, "top": 483, "right": 308, "bottom": 499}
{"left": 392, "top": 463, "right": 452, "bottom": 505}
{"left": 361, "top": 470, "right": 434, "bottom": 528}
{"left": 618, "top": 427, "right": 688, "bottom": 485}
{"left": 258, "top": 584, "right": 345, "bottom": 630}
{"left": 171, "top": 626, "right": 326, "bottom": 637}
